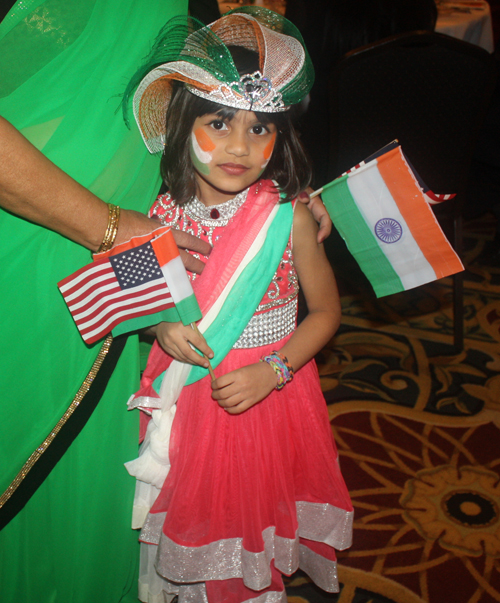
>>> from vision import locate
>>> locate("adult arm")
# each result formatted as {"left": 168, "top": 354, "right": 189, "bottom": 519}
{"left": 0, "top": 116, "right": 210, "bottom": 270}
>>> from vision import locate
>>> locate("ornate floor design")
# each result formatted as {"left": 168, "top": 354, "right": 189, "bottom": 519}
{"left": 286, "top": 218, "right": 500, "bottom": 602}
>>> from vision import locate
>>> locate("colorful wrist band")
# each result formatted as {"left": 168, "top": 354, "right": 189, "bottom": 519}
{"left": 260, "top": 350, "right": 294, "bottom": 390}
{"left": 97, "top": 203, "right": 120, "bottom": 253}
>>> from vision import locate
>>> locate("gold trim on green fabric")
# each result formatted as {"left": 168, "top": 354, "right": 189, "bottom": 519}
{"left": 0, "top": 335, "right": 113, "bottom": 508}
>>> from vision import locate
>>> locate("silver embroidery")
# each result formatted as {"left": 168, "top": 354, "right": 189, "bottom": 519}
{"left": 153, "top": 525, "right": 297, "bottom": 590}
{"left": 299, "top": 544, "right": 339, "bottom": 593}
{"left": 257, "top": 245, "right": 299, "bottom": 312}
{"left": 188, "top": 71, "right": 287, "bottom": 113}
{"left": 233, "top": 297, "right": 298, "bottom": 349}
{"left": 244, "top": 590, "right": 287, "bottom": 602}
{"left": 139, "top": 501, "right": 352, "bottom": 591}
{"left": 139, "top": 553, "right": 288, "bottom": 603}
{"left": 296, "top": 501, "right": 354, "bottom": 550}
{"left": 151, "top": 191, "right": 298, "bottom": 307}
{"left": 152, "top": 190, "right": 248, "bottom": 248}
{"left": 184, "top": 190, "right": 249, "bottom": 225}
{"left": 140, "top": 511, "right": 166, "bottom": 545}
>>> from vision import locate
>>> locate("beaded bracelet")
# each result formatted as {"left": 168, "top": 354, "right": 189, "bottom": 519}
{"left": 260, "top": 350, "right": 294, "bottom": 390}
{"left": 97, "top": 203, "right": 121, "bottom": 253}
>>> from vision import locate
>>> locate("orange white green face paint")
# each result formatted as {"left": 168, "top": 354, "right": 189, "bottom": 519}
{"left": 190, "top": 110, "right": 278, "bottom": 206}
{"left": 190, "top": 128, "right": 216, "bottom": 176}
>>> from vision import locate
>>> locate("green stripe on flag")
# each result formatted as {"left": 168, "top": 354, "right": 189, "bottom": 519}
{"left": 112, "top": 306, "right": 181, "bottom": 338}
{"left": 176, "top": 294, "right": 203, "bottom": 326}
{"left": 322, "top": 175, "right": 404, "bottom": 297}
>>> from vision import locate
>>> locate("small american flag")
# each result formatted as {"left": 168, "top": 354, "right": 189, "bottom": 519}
{"left": 58, "top": 228, "right": 200, "bottom": 344}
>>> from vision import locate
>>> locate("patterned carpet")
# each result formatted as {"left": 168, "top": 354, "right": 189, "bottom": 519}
{"left": 286, "top": 215, "right": 500, "bottom": 603}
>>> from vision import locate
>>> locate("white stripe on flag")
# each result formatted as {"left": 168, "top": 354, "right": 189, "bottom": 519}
{"left": 347, "top": 163, "right": 437, "bottom": 290}
{"left": 160, "top": 255, "right": 195, "bottom": 305}
{"left": 64, "top": 268, "right": 114, "bottom": 302}
{"left": 67, "top": 281, "right": 119, "bottom": 312}
{"left": 70, "top": 278, "right": 164, "bottom": 318}
{"left": 59, "top": 262, "right": 111, "bottom": 295}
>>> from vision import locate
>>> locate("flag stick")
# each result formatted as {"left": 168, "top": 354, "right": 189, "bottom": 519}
{"left": 309, "top": 187, "right": 323, "bottom": 200}
{"left": 191, "top": 322, "right": 216, "bottom": 381}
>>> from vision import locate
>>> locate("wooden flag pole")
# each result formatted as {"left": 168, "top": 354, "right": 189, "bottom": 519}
{"left": 309, "top": 187, "right": 323, "bottom": 199}
{"left": 191, "top": 322, "right": 216, "bottom": 381}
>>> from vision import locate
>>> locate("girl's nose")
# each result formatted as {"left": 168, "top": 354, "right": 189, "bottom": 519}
{"left": 225, "top": 128, "right": 249, "bottom": 157}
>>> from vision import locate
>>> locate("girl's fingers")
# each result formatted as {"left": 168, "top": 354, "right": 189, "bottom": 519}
{"left": 157, "top": 336, "right": 210, "bottom": 368}
{"left": 182, "top": 348, "right": 208, "bottom": 367}
{"left": 189, "top": 330, "right": 214, "bottom": 359}
{"left": 176, "top": 340, "right": 210, "bottom": 367}
{"left": 210, "top": 373, "right": 236, "bottom": 397}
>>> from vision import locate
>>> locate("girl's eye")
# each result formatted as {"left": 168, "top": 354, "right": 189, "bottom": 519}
{"left": 210, "top": 120, "right": 228, "bottom": 131}
{"left": 251, "top": 124, "right": 269, "bottom": 136}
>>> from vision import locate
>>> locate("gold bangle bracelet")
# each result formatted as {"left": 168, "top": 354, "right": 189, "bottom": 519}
{"left": 97, "top": 203, "right": 120, "bottom": 253}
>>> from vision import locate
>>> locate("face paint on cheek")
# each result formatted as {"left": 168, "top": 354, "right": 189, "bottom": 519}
{"left": 259, "top": 132, "right": 277, "bottom": 175}
{"left": 190, "top": 128, "right": 215, "bottom": 176}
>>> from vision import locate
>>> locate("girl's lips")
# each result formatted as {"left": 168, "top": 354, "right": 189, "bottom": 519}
{"left": 218, "top": 163, "right": 249, "bottom": 175}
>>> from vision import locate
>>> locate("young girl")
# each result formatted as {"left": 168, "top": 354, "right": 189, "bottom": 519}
{"left": 124, "top": 8, "right": 353, "bottom": 602}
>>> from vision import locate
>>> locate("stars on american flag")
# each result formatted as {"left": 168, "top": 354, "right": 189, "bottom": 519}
{"left": 110, "top": 242, "right": 163, "bottom": 289}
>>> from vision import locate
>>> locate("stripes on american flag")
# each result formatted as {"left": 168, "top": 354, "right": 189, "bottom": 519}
{"left": 59, "top": 239, "right": 175, "bottom": 344}
{"left": 424, "top": 191, "right": 456, "bottom": 205}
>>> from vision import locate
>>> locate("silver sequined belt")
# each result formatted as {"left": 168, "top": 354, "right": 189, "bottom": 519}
{"left": 233, "top": 296, "right": 298, "bottom": 349}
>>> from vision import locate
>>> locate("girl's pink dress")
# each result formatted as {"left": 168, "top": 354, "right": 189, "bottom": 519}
{"left": 136, "top": 188, "right": 353, "bottom": 603}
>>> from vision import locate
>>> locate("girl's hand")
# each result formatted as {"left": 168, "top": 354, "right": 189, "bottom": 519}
{"left": 155, "top": 321, "right": 214, "bottom": 367}
{"left": 211, "top": 362, "right": 278, "bottom": 415}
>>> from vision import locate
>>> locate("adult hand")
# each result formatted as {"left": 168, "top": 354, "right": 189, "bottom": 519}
{"left": 0, "top": 118, "right": 210, "bottom": 273}
{"left": 117, "top": 209, "right": 211, "bottom": 274}
{"left": 171, "top": 229, "right": 212, "bottom": 275}
{"left": 298, "top": 189, "right": 332, "bottom": 243}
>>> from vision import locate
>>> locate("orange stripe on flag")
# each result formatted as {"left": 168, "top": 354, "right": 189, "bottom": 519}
{"left": 95, "top": 227, "right": 171, "bottom": 260}
{"left": 377, "top": 148, "right": 463, "bottom": 279}
{"left": 195, "top": 128, "right": 216, "bottom": 153}
{"left": 150, "top": 229, "right": 180, "bottom": 267}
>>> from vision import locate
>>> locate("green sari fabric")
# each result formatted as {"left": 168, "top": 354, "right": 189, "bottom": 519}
{"left": 0, "top": 1, "right": 187, "bottom": 601}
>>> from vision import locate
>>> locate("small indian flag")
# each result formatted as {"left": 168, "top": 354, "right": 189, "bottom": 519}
{"left": 150, "top": 229, "right": 202, "bottom": 324}
{"left": 321, "top": 145, "right": 464, "bottom": 298}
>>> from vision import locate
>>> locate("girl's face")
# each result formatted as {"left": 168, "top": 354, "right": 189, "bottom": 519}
{"left": 189, "top": 110, "right": 277, "bottom": 206}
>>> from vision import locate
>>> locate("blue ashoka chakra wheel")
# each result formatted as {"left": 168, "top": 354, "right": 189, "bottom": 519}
{"left": 374, "top": 218, "right": 402, "bottom": 243}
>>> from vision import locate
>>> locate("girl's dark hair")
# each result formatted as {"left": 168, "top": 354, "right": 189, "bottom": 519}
{"left": 160, "top": 47, "right": 312, "bottom": 204}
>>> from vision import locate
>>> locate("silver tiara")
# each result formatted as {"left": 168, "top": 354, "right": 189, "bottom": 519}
{"left": 187, "top": 71, "right": 287, "bottom": 113}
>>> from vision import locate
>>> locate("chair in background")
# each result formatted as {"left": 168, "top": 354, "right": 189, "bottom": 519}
{"left": 326, "top": 30, "right": 497, "bottom": 351}
{"left": 292, "top": 0, "right": 438, "bottom": 187}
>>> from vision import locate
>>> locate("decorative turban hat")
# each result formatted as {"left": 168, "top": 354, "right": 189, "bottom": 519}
{"left": 124, "top": 7, "right": 314, "bottom": 153}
